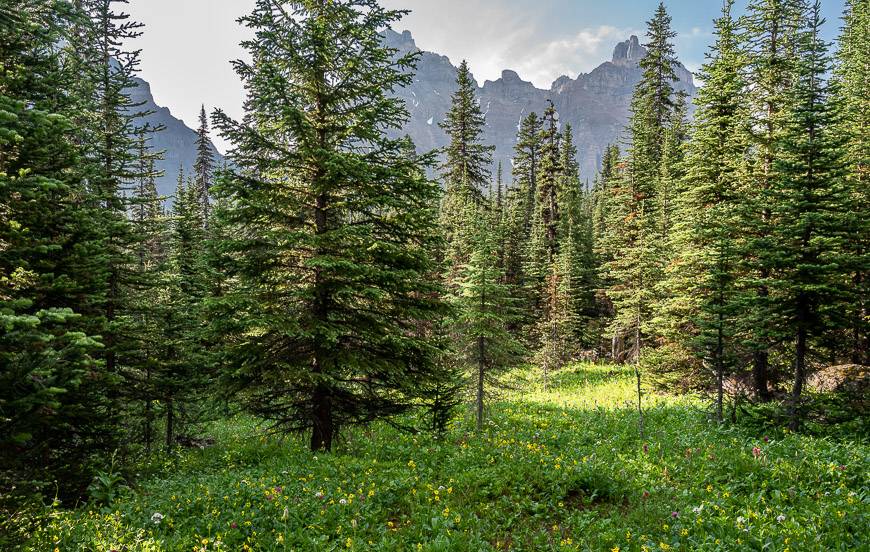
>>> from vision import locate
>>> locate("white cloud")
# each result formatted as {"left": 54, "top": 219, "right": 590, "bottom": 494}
{"left": 382, "top": 0, "right": 637, "bottom": 89}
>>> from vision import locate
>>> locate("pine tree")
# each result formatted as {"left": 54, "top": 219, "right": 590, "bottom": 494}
{"left": 834, "top": 0, "right": 869, "bottom": 364}
{"left": 211, "top": 0, "right": 449, "bottom": 452}
{"left": 504, "top": 112, "right": 542, "bottom": 289}
{"left": 739, "top": 0, "right": 808, "bottom": 401}
{"left": 193, "top": 104, "right": 215, "bottom": 225}
{"left": 156, "top": 170, "right": 208, "bottom": 449}
{"left": 601, "top": 2, "right": 680, "bottom": 367}
{"left": 439, "top": 60, "right": 494, "bottom": 284}
{"left": 556, "top": 124, "right": 597, "bottom": 353}
{"left": 69, "top": 0, "right": 163, "bottom": 425}
{"left": 0, "top": 0, "right": 116, "bottom": 510}
{"left": 764, "top": 1, "right": 852, "bottom": 429}
{"left": 658, "top": 0, "right": 750, "bottom": 420}
{"left": 526, "top": 102, "right": 564, "bottom": 380}
{"left": 452, "top": 202, "right": 525, "bottom": 431}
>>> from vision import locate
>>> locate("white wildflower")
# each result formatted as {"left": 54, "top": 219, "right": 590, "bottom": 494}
{"left": 151, "top": 512, "right": 164, "bottom": 525}
{"left": 776, "top": 514, "right": 786, "bottom": 523}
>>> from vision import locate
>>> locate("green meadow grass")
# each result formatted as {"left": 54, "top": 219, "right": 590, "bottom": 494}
{"left": 29, "top": 364, "right": 868, "bottom": 551}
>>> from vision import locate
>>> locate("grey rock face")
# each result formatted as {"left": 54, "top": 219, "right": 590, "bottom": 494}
{"left": 128, "top": 77, "right": 224, "bottom": 201}
{"left": 384, "top": 29, "right": 697, "bottom": 184}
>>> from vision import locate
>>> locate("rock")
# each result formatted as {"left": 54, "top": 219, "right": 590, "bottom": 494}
{"left": 808, "top": 364, "right": 870, "bottom": 394}
{"left": 382, "top": 28, "right": 698, "bottom": 183}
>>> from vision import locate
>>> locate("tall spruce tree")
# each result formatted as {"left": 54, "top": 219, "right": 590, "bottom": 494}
{"left": 452, "top": 202, "right": 525, "bottom": 431}
{"left": 211, "top": 0, "right": 449, "bottom": 452}
{"left": 193, "top": 104, "right": 214, "bottom": 225}
{"left": 601, "top": 2, "right": 680, "bottom": 366}
{"left": 834, "top": 0, "right": 869, "bottom": 364}
{"left": 658, "top": 0, "right": 750, "bottom": 420}
{"left": 504, "top": 112, "right": 543, "bottom": 290}
{"left": 764, "top": 1, "right": 851, "bottom": 430}
{"left": 739, "top": 0, "right": 808, "bottom": 400}
{"left": 0, "top": 0, "right": 117, "bottom": 511}
{"left": 439, "top": 60, "right": 494, "bottom": 285}
{"left": 526, "top": 102, "right": 564, "bottom": 380}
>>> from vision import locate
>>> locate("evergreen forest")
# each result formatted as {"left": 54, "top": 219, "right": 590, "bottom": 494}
{"left": 1, "top": 0, "right": 867, "bottom": 550}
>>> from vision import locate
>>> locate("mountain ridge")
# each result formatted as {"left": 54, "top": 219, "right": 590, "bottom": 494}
{"left": 384, "top": 29, "right": 697, "bottom": 182}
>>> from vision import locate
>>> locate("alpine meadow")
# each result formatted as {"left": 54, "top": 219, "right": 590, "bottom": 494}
{"left": 0, "top": 0, "right": 867, "bottom": 551}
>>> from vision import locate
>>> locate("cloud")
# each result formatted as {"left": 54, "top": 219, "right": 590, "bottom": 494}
{"left": 382, "top": 0, "right": 636, "bottom": 89}
{"left": 507, "top": 25, "right": 639, "bottom": 87}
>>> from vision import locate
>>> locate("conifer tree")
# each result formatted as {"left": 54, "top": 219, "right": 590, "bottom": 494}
{"left": 211, "top": 0, "right": 449, "bottom": 452}
{"left": 193, "top": 104, "right": 215, "bottom": 225}
{"left": 452, "top": 202, "right": 525, "bottom": 430}
{"left": 557, "top": 125, "right": 597, "bottom": 353}
{"left": 68, "top": 0, "right": 162, "bottom": 421}
{"left": 659, "top": 0, "right": 750, "bottom": 420}
{"left": 834, "top": 0, "right": 869, "bottom": 364}
{"left": 601, "top": 2, "right": 680, "bottom": 367}
{"left": 526, "top": 102, "right": 564, "bottom": 379}
{"left": 739, "top": 0, "right": 808, "bottom": 400}
{"left": 504, "top": 112, "right": 542, "bottom": 289}
{"left": 0, "top": 0, "right": 117, "bottom": 507}
{"left": 765, "top": 1, "right": 851, "bottom": 429}
{"left": 439, "top": 60, "right": 494, "bottom": 285}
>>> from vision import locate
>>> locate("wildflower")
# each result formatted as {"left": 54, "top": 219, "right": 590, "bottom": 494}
{"left": 230, "top": 522, "right": 238, "bottom": 529}
{"left": 612, "top": 547, "right": 620, "bottom": 552}
{"left": 345, "top": 537, "right": 353, "bottom": 548}
{"left": 643, "top": 444, "right": 649, "bottom": 454}
{"left": 671, "top": 511, "right": 680, "bottom": 519}
{"left": 276, "top": 534, "right": 284, "bottom": 544}
{"left": 692, "top": 506, "right": 703, "bottom": 514}
{"left": 752, "top": 447, "right": 762, "bottom": 458}
{"left": 776, "top": 514, "right": 786, "bottom": 523}
{"left": 151, "top": 512, "right": 164, "bottom": 525}
{"left": 339, "top": 498, "right": 348, "bottom": 505}
{"left": 763, "top": 436, "right": 769, "bottom": 443}
{"left": 315, "top": 490, "right": 324, "bottom": 499}
{"left": 642, "top": 491, "right": 650, "bottom": 499}
{"left": 201, "top": 538, "right": 209, "bottom": 545}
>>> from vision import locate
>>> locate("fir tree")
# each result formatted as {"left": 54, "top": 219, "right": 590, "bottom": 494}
{"left": 452, "top": 202, "right": 525, "bottom": 431}
{"left": 659, "top": 0, "right": 750, "bottom": 420}
{"left": 211, "top": 0, "right": 449, "bottom": 452}
{"left": 439, "top": 60, "right": 494, "bottom": 285}
{"left": 504, "top": 112, "right": 542, "bottom": 290}
{"left": 739, "top": 0, "right": 808, "bottom": 400}
{"left": 765, "top": 1, "right": 851, "bottom": 429}
{"left": 601, "top": 2, "right": 680, "bottom": 367}
{"left": 834, "top": 0, "right": 869, "bottom": 364}
{"left": 0, "top": 0, "right": 116, "bottom": 509}
{"left": 193, "top": 104, "right": 214, "bottom": 225}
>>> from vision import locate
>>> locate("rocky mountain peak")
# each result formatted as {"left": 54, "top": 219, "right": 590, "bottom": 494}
{"left": 612, "top": 35, "right": 646, "bottom": 67}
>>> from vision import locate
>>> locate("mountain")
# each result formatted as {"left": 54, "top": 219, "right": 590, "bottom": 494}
{"left": 128, "top": 78, "right": 224, "bottom": 200}
{"left": 132, "top": 31, "right": 695, "bottom": 197}
{"left": 384, "top": 30, "right": 698, "bottom": 183}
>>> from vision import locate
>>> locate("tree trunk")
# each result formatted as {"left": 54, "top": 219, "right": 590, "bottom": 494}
{"left": 790, "top": 301, "right": 809, "bottom": 431}
{"left": 165, "top": 399, "right": 174, "bottom": 450}
{"left": 752, "top": 350, "right": 771, "bottom": 402}
{"left": 310, "top": 383, "right": 333, "bottom": 451}
{"left": 716, "top": 327, "right": 724, "bottom": 423}
{"left": 476, "top": 336, "right": 485, "bottom": 432}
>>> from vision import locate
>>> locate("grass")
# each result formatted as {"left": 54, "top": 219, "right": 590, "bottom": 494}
{"left": 27, "top": 364, "right": 869, "bottom": 551}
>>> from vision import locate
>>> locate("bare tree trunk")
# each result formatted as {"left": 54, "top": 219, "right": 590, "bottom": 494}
{"left": 716, "top": 311, "right": 725, "bottom": 423}
{"left": 165, "top": 399, "right": 174, "bottom": 451}
{"left": 476, "top": 337, "right": 485, "bottom": 432}
{"left": 790, "top": 299, "right": 809, "bottom": 431}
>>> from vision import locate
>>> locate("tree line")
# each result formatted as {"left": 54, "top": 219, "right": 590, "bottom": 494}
{"left": 1, "top": 0, "right": 866, "bottom": 522}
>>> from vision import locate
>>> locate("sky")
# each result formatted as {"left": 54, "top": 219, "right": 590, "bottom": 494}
{"left": 124, "top": 0, "right": 848, "bottom": 153}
